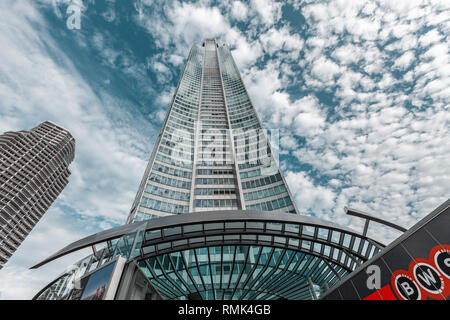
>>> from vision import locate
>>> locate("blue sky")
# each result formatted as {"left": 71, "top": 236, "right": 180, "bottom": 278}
{"left": 0, "top": 0, "right": 449, "bottom": 299}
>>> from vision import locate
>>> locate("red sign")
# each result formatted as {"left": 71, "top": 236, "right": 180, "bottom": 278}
{"left": 364, "top": 245, "right": 450, "bottom": 300}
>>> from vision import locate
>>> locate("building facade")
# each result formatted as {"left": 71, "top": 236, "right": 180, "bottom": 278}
{"left": 128, "top": 39, "right": 297, "bottom": 223}
{"left": 0, "top": 121, "right": 75, "bottom": 269}
{"left": 32, "top": 40, "right": 384, "bottom": 300}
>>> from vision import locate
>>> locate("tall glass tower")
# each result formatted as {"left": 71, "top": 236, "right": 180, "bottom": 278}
{"left": 128, "top": 39, "right": 297, "bottom": 223}
{"left": 33, "top": 40, "right": 384, "bottom": 301}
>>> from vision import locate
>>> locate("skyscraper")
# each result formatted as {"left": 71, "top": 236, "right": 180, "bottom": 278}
{"left": 0, "top": 121, "right": 75, "bottom": 269}
{"left": 32, "top": 40, "right": 383, "bottom": 300}
{"left": 127, "top": 39, "right": 297, "bottom": 223}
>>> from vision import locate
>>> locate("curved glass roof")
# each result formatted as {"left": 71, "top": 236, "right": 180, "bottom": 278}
{"left": 32, "top": 211, "right": 383, "bottom": 300}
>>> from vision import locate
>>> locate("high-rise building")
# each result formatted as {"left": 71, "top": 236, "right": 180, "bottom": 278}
{"left": 32, "top": 40, "right": 384, "bottom": 300}
{"left": 0, "top": 121, "right": 75, "bottom": 269}
{"left": 127, "top": 38, "right": 297, "bottom": 222}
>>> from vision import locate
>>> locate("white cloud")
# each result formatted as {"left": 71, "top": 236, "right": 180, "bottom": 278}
{"left": 251, "top": 0, "right": 450, "bottom": 245}
{"left": 285, "top": 171, "right": 337, "bottom": 214}
{"left": 419, "top": 29, "right": 443, "bottom": 47}
{"left": 0, "top": 0, "right": 154, "bottom": 298}
{"left": 310, "top": 57, "right": 341, "bottom": 83}
{"left": 230, "top": 1, "right": 248, "bottom": 21}
{"left": 393, "top": 51, "right": 415, "bottom": 70}
{"left": 0, "top": 207, "right": 92, "bottom": 299}
{"left": 260, "top": 26, "right": 304, "bottom": 58}
{"left": 249, "top": 0, "right": 282, "bottom": 28}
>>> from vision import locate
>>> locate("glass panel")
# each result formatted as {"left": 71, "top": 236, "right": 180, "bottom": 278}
{"left": 301, "top": 240, "right": 311, "bottom": 250}
{"left": 246, "top": 221, "right": 264, "bottom": 230}
{"left": 173, "top": 239, "right": 188, "bottom": 247}
{"left": 142, "top": 246, "right": 155, "bottom": 254}
{"left": 331, "top": 230, "right": 341, "bottom": 243}
{"left": 266, "top": 222, "right": 282, "bottom": 231}
{"left": 313, "top": 242, "right": 322, "bottom": 253}
{"left": 352, "top": 237, "right": 361, "bottom": 252}
{"left": 274, "top": 236, "right": 286, "bottom": 244}
{"left": 285, "top": 224, "right": 300, "bottom": 234}
{"left": 317, "top": 228, "right": 329, "bottom": 240}
{"left": 183, "top": 224, "right": 202, "bottom": 233}
{"left": 206, "top": 235, "right": 222, "bottom": 242}
{"left": 164, "top": 226, "right": 181, "bottom": 237}
{"left": 224, "top": 235, "right": 239, "bottom": 241}
{"left": 146, "top": 230, "right": 162, "bottom": 241}
{"left": 368, "top": 244, "right": 376, "bottom": 258}
{"left": 302, "top": 225, "right": 315, "bottom": 237}
{"left": 225, "top": 222, "right": 244, "bottom": 229}
{"left": 258, "top": 235, "right": 271, "bottom": 242}
{"left": 323, "top": 245, "right": 331, "bottom": 257}
{"left": 204, "top": 223, "right": 224, "bottom": 231}
{"left": 189, "top": 237, "right": 204, "bottom": 244}
{"left": 361, "top": 240, "right": 369, "bottom": 256}
{"left": 332, "top": 249, "right": 339, "bottom": 260}
{"left": 343, "top": 234, "right": 352, "bottom": 248}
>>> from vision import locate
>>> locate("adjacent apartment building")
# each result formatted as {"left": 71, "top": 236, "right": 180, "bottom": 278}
{"left": 0, "top": 121, "right": 75, "bottom": 269}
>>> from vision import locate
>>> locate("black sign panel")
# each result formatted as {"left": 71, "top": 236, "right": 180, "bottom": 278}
{"left": 321, "top": 200, "right": 450, "bottom": 300}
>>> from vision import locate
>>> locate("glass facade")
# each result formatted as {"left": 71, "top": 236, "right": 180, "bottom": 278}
{"left": 137, "top": 217, "right": 380, "bottom": 300}
{"left": 128, "top": 39, "right": 298, "bottom": 223}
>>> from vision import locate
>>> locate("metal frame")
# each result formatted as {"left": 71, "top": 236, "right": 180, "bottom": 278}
{"left": 31, "top": 210, "right": 384, "bottom": 300}
{"left": 31, "top": 210, "right": 384, "bottom": 269}
{"left": 344, "top": 206, "right": 407, "bottom": 235}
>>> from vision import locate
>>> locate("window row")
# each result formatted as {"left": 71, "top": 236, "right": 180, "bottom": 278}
{"left": 194, "top": 199, "right": 238, "bottom": 208}
{"left": 153, "top": 162, "right": 192, "bottom": 179}
{"left": 195, "top": 188, "right": 236, "bottom": 196}
{"left": 171, "top": 109, "right": 196, "bottom": 123}
{"left": 149, "top": 172, "right": 191, "bottom": 190}
{"left": 196, "top": 177, "right": 235, "bottom": 185}
{"left": 166, "top": 120, "right": 194, "bottom": 135}
{"left": 173, "top": 98, "right": 199, "bottom": 112}
{"left": 145, "top": 184, "right": 190, "bottom": 202}
{"left": 232, "top": 122, "right": 260, "bottom": 132}
{"left": 165, "top": 125, "right": 194, "bottom": 140}
{"left": 140, "top": 197, "right": 189, "bottom": 214}
{"left": 200, "top": 124, "right": 228, "bottom": 129}
{"left": 168, "top": 115, "right": 194, "bottom": 129}
{"left": 133, "top": 211, "right": 160, "bottom": 222}
{"left": 236, "top": 152, "right": 272, "bottom": 164}
{"left": 230, "top": 113, "right": 256, "bottom": 125}
{"left": 239, "top": 168, "right": 261, "bottom": 179}
{"left": 197, "top": 160, "right": 235, "bottom": 166}
{"left": 243, "top": 184, "right": 287, "bottom": 201}
{"left": 172, "top": 102, "right": 198, "bottom": 117}
{"left": 241, "top": 173, "right": 282, "bottom": 189}
{"left": 155, "top": 153, "right": 193, "bottom": 169}
{"left": 246, "top": 196, "right": 293, "bottom": 212}
{"left": 158, "top": 145, "right": 193, "bottom": 161}
{"left": 197, "top": 169, "right": 233, "bottom": 175}
{"left": 160, "top": 139, "right": 194, "bottom": 153}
